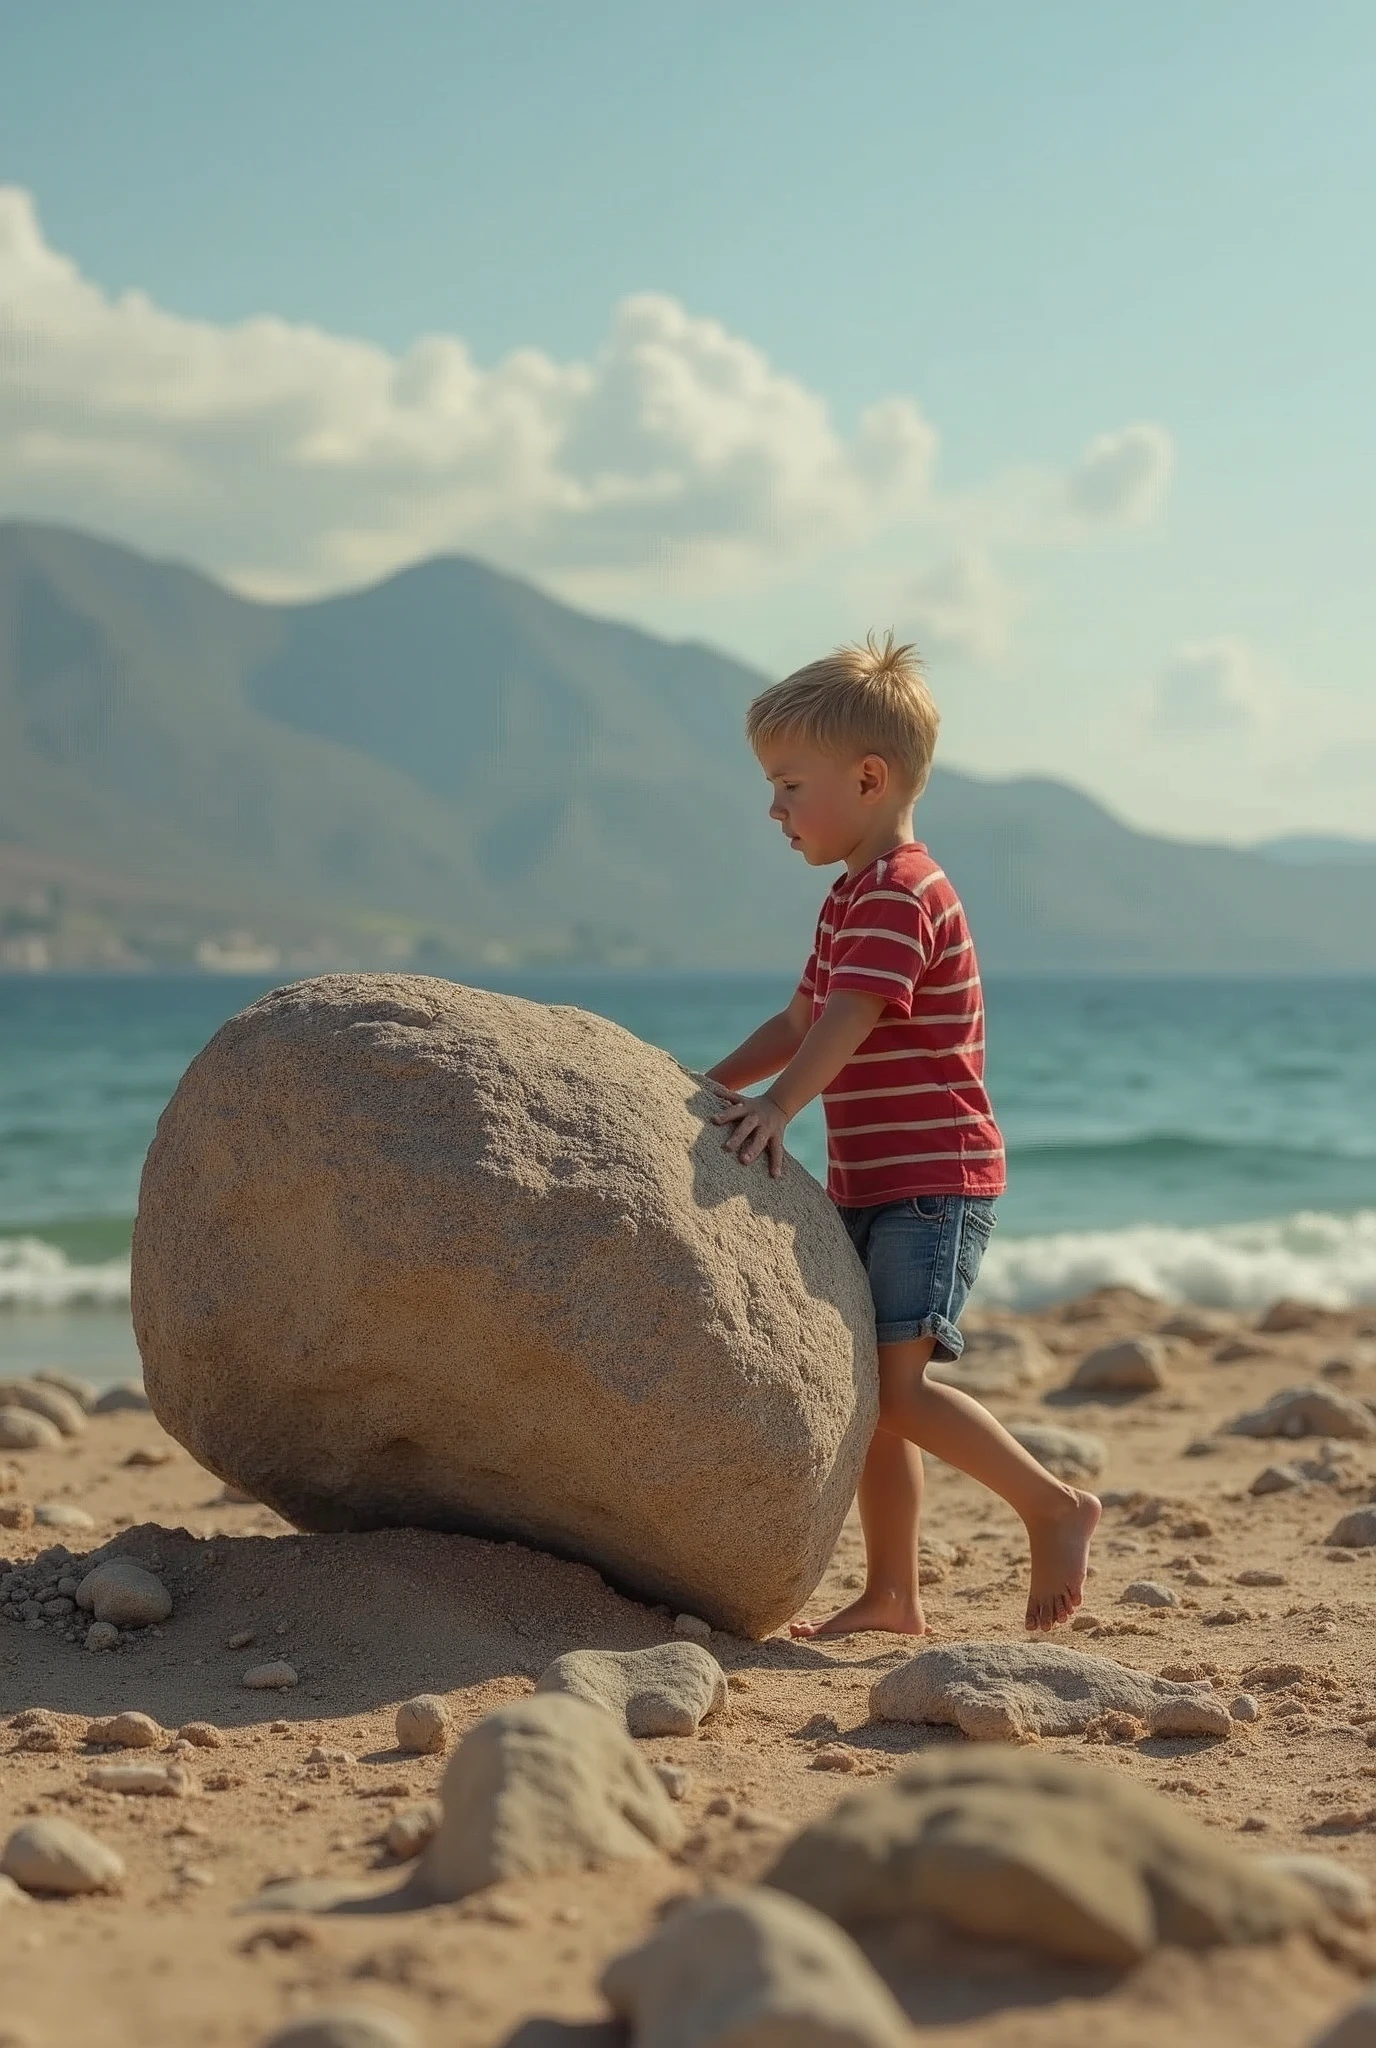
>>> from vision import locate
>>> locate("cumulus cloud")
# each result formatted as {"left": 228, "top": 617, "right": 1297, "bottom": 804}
{"left": 904, "top": 550, "right": 1018, "bottom": 663}
{"left": 1153, "top": 637, "right": 1270, "bottom": 735}
{"left": 0, "top": 184, "right": 1173, "bottom": 625}
{"left": 1065, "top": 422, "right": 1175, "bottom": 525}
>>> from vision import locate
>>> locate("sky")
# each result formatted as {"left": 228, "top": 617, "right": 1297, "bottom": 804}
{"left": 2, "top": 1, "right": 1374, "bottom": 843}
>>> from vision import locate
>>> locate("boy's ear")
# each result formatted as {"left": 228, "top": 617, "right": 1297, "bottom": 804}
{"left": 858, "top": 753, "right": 889, "bottom": 801}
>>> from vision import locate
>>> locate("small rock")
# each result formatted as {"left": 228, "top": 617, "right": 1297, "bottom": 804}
{"left": 86, "top": 1761, "right": 193, "bottom": 1797}
{"left": 654, "top": 1764, "right": 691, "bottom": 1801}
{"left": 0, "top": 1381, "right": 85, "bottom": 1436}
{"left": 1158, "top": 1308, "right": 1234, "bottom": 1343}
{"left": 85, "top": 1621, "right": 119, "bottom": 1651}
{"left": 0, "top": 1818, "right": 125, "bottom": 1895}
{"left": 1150, "top": 1695, "right": 1233, "bottom": 1738}
{"left": 0, "top": 1408, "right": 63, "bottom": 1452}
{"left": 812, "top": 1744, "right": 860, "bottom": 1771}
{"left": 244, "top": 1661, "right": 299, "bottom": 1690}
{"left": 536, "top": 1641, "right": 728, "bottom": 1738}
{"left": 0, "top": 1871, "right": 32, "bottom": 1908}
{"left": 1236, "top": 1569, "right": 1287, "bottom": 1587}
{"left": 395, "top": 1694, "right": 450, "bottom": 1753}
{"left": 0, "top": 1499, "right": 34, "bottom": 1531}
{"left": 1261, "top": 1854, "right": 1372, "bottom": 1926}
{"left": 1214, "top": 1338, "right": 1271, "bottom": 1363}
{"left": 1069, "top": 1337, "right": 1169, "bottom": 1394}
{"left": 306, "top": 1745, "right": 356, "bottom": 1766}
{"left": 1231, "top": 1695, "right": 1262, "bottom": 1722}
{"left": 1121, "top": 1581, "right": 1177, "bottom": 1609}
{"left": 86, "top": 1711, "right": 162, "bottom": 1749}
{"left": 384, "top": 1801, "right": 441, "bottom": 1861}
{"left": 123, "top": 1444, "right": 173, "bottom": 1467}
{"left": 1008, "top": 1424, "right": 1108, "bottom": 1481}
{"left": 1328, "top": 1510, "right": 1376, "bottom": 1549}
{"left": 178, "top": 1722, "right": 224, "bottom": 1748}
{"left": 416, "top": 1693, "right": 681, "bottom": 1902}
{"left": 227, "top": 1629, "right": 256, "bottom": 1649}
{"left": 601, "top": 1886, "right": 909, "bottom": 2048}
{"left": 1230, "top": 1386, "right": 1376, "bottom": 1443}
{"left": 33, "top": 1503, "right": 96, "bottom": 1530}
{"left": 257, "top": 2010, "right": 418, "bottom": 2048}
{"left": 1251, "top": 1463, "right": 1307, "bottom": 1495}
{"left": 75, "top": 1556, "right": 172, "bottom": 1628}
{"left": 1258, "top": 1297, "right": 1325, "bottom": 1334}
{"left": 92, "top": 1380, "right": 151, "bottom": 1414}
{"left": 767, "top": 1747, "right": 1323, "bottom": 1966}
{"left": 34, "top": 1368, "right": 99, "bottom": 1411}
{"left": 673, "top": 1613, "right": 712, "bottom": 1644}
{"left": 870, "top": 1638, "right": 1231, "bottom": 1741}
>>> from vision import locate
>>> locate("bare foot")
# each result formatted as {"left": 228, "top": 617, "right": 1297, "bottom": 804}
{"left": 1024, "top": 1488, "right": 1101, "bottom": 1632}
{"left": 788, "top": 1587, "right": 928, "bottom": 1640}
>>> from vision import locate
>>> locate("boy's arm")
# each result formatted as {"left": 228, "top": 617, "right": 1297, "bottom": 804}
{"left": 711, "top": 990, "right": 886, "bottom": 1177}
{"left": 704, "top": 989, "right": 813, "bottom": 1092}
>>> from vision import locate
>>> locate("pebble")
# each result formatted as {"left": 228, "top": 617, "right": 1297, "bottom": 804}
{"left": 178, "top": 1722, "right": 224, "bottom": 1748}
{"left": 306, "top": 1746, "right": 356, "bottom": 1766}
{"left": 33, "top": 1503, "right": 96, "bottom": 1531}
{"left": 1251, "top": 1463, "right": 1306, "bottom": 1496}
{"left": 0, "top": 1818, "right": 125, "bottom": 1896}
{"left": 85, "top": 1621, "right": 120, "bottom": 1652}
{"left": 123, "top": 1444, "right": 173, "bottom": 1467}
{"left": 384, "top": 1801, "right": 441, "bottom": 1861}
{"left": 654, "top": 1763, "right": 691, "bottom": 1800}
{"left": 1231, "top": 1694, "right": 1262, "bottom": 1722}
{"left": 673, "top": 1612, "right": 713, "bottom": 1643}
{"left": 86, "top": 1760, "right": 193, "bottom": 1797}
{"left": 227, "top": 1629, "right": 256, "bottom": 1649}
{"left": 244, "top": 1661, "right": 299, "bottom": 1690}
{"left": 0, "top": 1409, "right": 62, "bottom": 1452}
{"left": 86, "top": 1711, "right": 162, "bottom": 1749}
{"left": 0, "top": 1499, "right": 35, "bottom": 1531}
{"left": 34, "top": 1369, "right": 98, "bottom": 1411}
{"left": 1328, "top": 1509, "right": 1376, "bottom": 1549}
{"left": 1121, "top": 1581, "right": 1177, "bottom": 1608}
{"left": 76, "top": 1557, "right": 173, "bottom": 1628}
{"left": 0, "top": 1382, "right": 86, "bottom": 1436}
{"left": 1235, "top": 1568, "right": 1287, "bottom": 1586}
{"left": 258, "top": 2010, "right": 419, "bottom": 2048}
{"left": 395, "top": 1694, "right": 450, "bottom": 1753}
{"left": 1069, "top": 1337, "right": 1169, "bottom": 1394}
{"left": 91, "top": 1381, "right": 151, "bottom": 1414}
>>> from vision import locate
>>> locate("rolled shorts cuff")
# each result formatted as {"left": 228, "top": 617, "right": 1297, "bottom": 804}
{"left": 874, "top": 1310, "right": 964, "bottom": 1362}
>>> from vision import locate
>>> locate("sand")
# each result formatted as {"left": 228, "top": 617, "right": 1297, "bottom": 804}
{"left": 4, "top": 1287, "right": 1376, "bottom": 2046}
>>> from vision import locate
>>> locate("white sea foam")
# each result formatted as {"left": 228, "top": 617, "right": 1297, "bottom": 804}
{"left": 976, "top": 1208, "right": 1376, "bottom": 1313}
{"left": 5, "top": 1209, "right": 1376, "bottom": 1318}
{"left": 0, "top": 1236, "right": 131, "bottom": 1310}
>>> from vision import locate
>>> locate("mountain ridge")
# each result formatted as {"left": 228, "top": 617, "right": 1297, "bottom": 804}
{"left": 2, "top": 519, "right": 1374, "bottom": 974}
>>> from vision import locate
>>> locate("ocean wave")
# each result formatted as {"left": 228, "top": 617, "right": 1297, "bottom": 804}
{"left": 0, "top": 1236, "right": 131, "bottom": 1310}
{"left": 1006, "top": 1131, "right": 1376, "bottom": 1166}
{"left": 976, "top": 1208, "right": 1376, "bottom": 1313}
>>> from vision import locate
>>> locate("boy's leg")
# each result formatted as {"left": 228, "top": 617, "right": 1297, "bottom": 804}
{"left": 790, "top": 1403, "right": 928, "bottom": 1640}
{"left": 878, "top": 1337, "right": 1100, "bottom": 1631}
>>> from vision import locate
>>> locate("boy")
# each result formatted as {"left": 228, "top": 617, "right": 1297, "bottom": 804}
{"left": 706, "top": 633, "right": 1099, "bottom": 1637}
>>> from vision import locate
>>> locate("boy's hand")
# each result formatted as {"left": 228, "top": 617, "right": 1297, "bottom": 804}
{"left": 711, "top": 1091, "right": 789, "bottom": 1177}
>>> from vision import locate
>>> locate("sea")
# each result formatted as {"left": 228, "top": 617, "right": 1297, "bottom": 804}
{"left": 2, "top": 971, "right": 1374, "bottom": 1387}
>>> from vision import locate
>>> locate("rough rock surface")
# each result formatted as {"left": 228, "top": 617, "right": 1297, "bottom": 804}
{"left": 259, "top": 2011, "right": 418, "bottom": 2048}
{"left": 1229, "top": 1386, "right": 1376, "bottom": 1441}
{"left": 766, "top": 1747, "right": 1323, "bottom": 1967}
{"left": 927, "top": 1324, "right": 1053, "bottom": 1395}
{"left": 1008, "top": 1423, "right": 1107, "bottom": 1480}
{"left": 536, "top": 1641, "right": 728, "bottom": 1737}
{"left": 416, "top": 1693, "right": 682, "bottom": 1901}
{"left": 0, "top": 1818, "right": 125, "bottom": 1895}
{"left": 869, "top": 1639, "right": 1234, "bottom": 1740}
{"left": 132, "top": 974, "right": 878, "bottom": 1637}
{"left": 601, "top": 1887, "right": 909, "bottom": 2048}
{"left": 1069, "top": 1337, "right": 1169, "bottom": 1393}
{"left": 0, "top": 1408, "right": 62, "bottom": 1451}
{"left": 395, "top": 1694, "right": 451, "bottom": 1753}
{"left": 75, "top": 1557, "right": 172, "bottom": 1627}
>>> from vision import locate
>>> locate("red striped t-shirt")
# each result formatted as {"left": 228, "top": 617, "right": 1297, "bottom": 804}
{"left": 798, "top": 841, "right": 1006, "bottom": 1206}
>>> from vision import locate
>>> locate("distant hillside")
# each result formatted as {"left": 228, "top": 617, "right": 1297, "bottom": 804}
{"left": 1256, "top": 835, "right": 1376, "bottom": 867}
{"left": 2, "top": 520, "right": 1375, "bottom": 973}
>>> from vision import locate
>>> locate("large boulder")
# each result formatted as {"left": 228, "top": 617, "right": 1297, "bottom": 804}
{"left": 132, "top": 975, "right": 877, "bottom": 1637}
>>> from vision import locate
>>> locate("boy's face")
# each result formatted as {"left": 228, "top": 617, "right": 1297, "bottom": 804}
{"left": 758, "top": 736, "right": 888, "bottom": 866}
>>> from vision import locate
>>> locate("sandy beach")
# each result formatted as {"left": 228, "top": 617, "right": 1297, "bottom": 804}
{"left": 4, "top": 1285, "right": 1376, "bottom": 2046}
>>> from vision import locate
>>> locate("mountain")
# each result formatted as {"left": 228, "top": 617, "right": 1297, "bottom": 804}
{"left": 2, "top": 519, "right": 1375, "bottom": 974}
{"left": 1255, "top": 835, "right": 1376, "bottom": 866}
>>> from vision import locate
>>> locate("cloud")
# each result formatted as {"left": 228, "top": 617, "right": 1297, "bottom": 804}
{"left": 1065, "top": 422, "right": 1175, "bottom": 525}
{"left": 1153, "top": 637, "right": 1270, "bottom": 735}
{"left": 904, "top": 550, "right": 1018, "bottom": 662}
{"left": 0, "top": 184, "right": 1172, "bottom": 625}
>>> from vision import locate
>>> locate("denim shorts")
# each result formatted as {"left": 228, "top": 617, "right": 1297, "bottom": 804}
{"left": 836, "top": 1194, "right": 998, "bottom": 1362}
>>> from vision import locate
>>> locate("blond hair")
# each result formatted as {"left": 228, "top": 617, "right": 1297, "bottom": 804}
{"left": 745, "top": 631, "right": 938, "bottom": 800}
